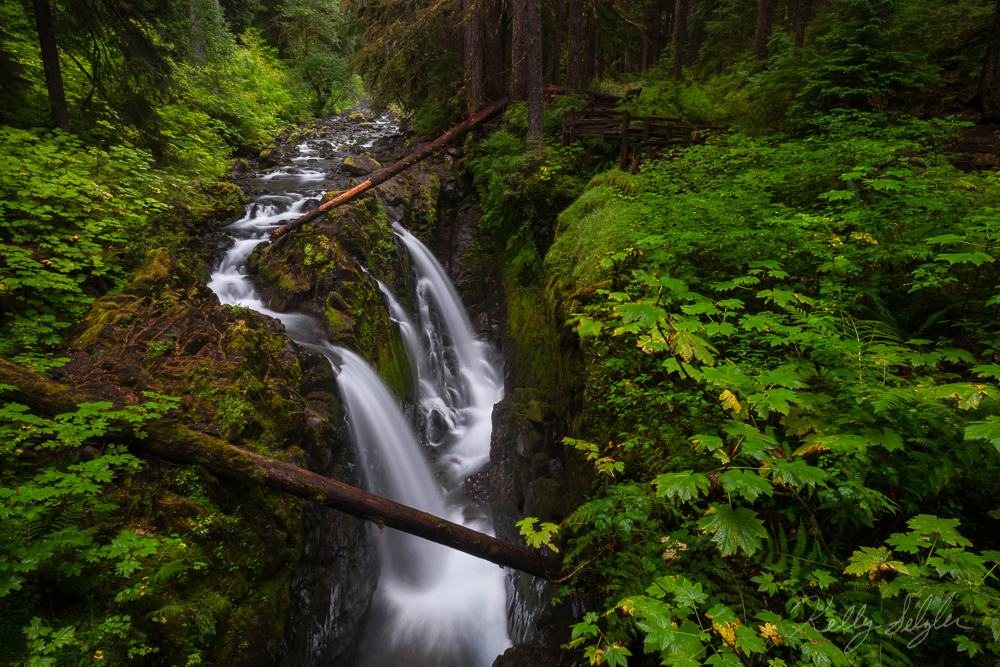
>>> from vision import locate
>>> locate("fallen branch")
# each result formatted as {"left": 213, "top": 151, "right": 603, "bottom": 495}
{"left": 270, "top": 96, "right": 510, "bottom": 241}
{"left": 0, "top": 358, "right": 561, "bottom": 581}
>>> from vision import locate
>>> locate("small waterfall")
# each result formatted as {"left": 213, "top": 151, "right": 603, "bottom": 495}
{"left": 206, "top": 113, "right": 511, "bottom": 666}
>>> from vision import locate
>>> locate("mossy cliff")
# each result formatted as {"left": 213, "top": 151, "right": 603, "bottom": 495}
{"left": 248, "top": 191, "right": 413, "bottom": 399}
{"left": 51, "top": 247, "right": 376, "bottom": 667}
{"left": 486, "top": 182, "right": 632, "bottom": 649}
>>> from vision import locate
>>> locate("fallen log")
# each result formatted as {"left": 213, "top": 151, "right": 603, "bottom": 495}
{"left": 270, "top": 96, "right": 511, "bottom": 242}
{"left": 0, "top": 358, "right": 561, "bottom": 581}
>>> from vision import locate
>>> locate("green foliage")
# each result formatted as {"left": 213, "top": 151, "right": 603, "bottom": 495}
{"left": 279, "top": 0, "right": 362, "bottom": 116}
{"left": 548, "top": 113, "right": 1000, "bottom": 665}
{"left": 0, "top": 126, "right": 171, "bottom": 362}
{"left": 790, "top": 0, "right": 937, "bottom": 118}
{"left": 176, "top": 29, "right": 311, "bottom": 148}
{"left": 0, "top": 393, "right": 181, "bottom": 598}
{"left": 468, "top": 104, "right": 616, "bottom": 284}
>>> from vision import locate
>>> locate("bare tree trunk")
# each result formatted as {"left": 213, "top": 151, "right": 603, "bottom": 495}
{"left": 31, "top": 0, "right": 69, "bottom": 132}
{"left": 484, "top": 0, "right": 506, "bottom": 99}
{"left": 584, "top": 18, "right": 596, "bottom": 82}
{"left": 271, "top": 97, "right": 510, "bottom": 241}
{"left": 671, "top": 0, "right": 688, "bottom": 79}
{"left": 793, "top": 0, "right": 811, "bottom": 56}
{"left": 753, "top": 0, "right": 777, "bottom": 63}
{"left": 977, "top": 0, "right": 1000, "bottom": 122}
{"left": 0, "top": 358, "right": 562, "bottom": 580}
{"left": 464, "top": 0, "right": 484, "bottom": 113}
{"left": 551, "top": 0, "right": 564, "bottom": 85}
{"left": 566, "top": 0, "right": 585, "bottom": 88}
{"left": 511, "top": 0, "right": 528, "bottom": 100}
{"left": 527, "top": 0, "right": 543, "bottom": 149}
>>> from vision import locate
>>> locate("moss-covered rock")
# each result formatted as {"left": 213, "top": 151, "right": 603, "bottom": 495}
{"left": 376, "top": 169, "right": 441, "bottom": 239}
{"left": 250, "top": 191, "right": 413, "bottom": 399}
{"left": 342, "top": 155, "right": 381, "bottom": 175}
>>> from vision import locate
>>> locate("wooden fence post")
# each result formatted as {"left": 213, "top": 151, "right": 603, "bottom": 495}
{"left": 569, "top": 108, "right": 576, "bottom": 144}
{"left": 620, "top": 111, "right": 630, "bottom": 170}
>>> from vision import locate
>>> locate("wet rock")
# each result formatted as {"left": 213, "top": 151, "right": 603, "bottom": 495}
{"left": 342, "top": 155, "right": 381, "bottom": 175}
{"left": 251, "top": 191, "right": 413, "bottom": 400}
{"left": 493, "top": 646, "right": 583, "bottom": 667}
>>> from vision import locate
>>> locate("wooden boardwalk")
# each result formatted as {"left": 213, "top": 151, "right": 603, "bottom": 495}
{"left": 561, "top": 108, "right": 725, "bottom": 171}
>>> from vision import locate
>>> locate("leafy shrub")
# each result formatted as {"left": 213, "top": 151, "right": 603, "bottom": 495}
{"left": 541, "top": 112, "right": 1000, "bottom": 665}
{"left": 0, "top": 127, "right": 173, "bottom": 365}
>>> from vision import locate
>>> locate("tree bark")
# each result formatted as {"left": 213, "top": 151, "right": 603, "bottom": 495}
{"left": 566, "top": 0, "right": 585, "bottom": 89}
{"left": 527, "top": 0, "right": 543, "bottom": 149}
{"left": 483, "top": 0, "right": 506, "bottom": 100}
{"left": 550, "top": 0, "right": 564, "bottom": 86}
{"left": 270, "top": 96, "right": 510, "bottom": 241}
{"left": 671, "top": 0, "right": 688, "bottom": 79}
{"left": 752, "top": 0, "right": 778, "bottom": 64}
{"left": 0, "top": 357, "right": 562, "bottom": 581}
{"left": 31, "top": 0, "right": 70, "bottom": 132}
{"left": 511, "top": 0, "right": 528, "bottom": 100}
{"left": 793, "top": 0, "right": 811, "bottom": 56}
{"left": 977, "top": 0, "right": 1000, "bottom": 122}
{"left": 464, "top": 0, "right": 484, "bottom": 113}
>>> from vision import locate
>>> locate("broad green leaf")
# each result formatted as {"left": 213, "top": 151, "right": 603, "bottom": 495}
{"left": 735, "top": 625, "right": 766, "bottom": 654}
{"left": 936, "top": 252, "right": 995, "bottom": 266}
{"left": 652, "top": 472, "right": 710, "bottom": 501}
{"left": 906, "top": 514, "right": 971, "bottom": 546}
{"left": 673, "top": 578, "right": 708, "bottom": 609}
{"left": 705, "top": 604, "right": 738, "bottom": 626}
{"left": 966, "top": 419, "right": 1000, "bottom": 453}
{"left": 698, "top": 505, "right": 768, "bottom": 556}
{"left": 719, "top": 470, "right": 773, "bottom": 501}
{"left": 845, "top": 546, "right": 910, "bottom": 577}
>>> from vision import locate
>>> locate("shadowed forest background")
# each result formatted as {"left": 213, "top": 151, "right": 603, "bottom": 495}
{"left": 3, "top": 0, "right": 1000, "bottom": 665}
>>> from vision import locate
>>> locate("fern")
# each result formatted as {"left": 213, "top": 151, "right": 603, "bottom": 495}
{"left": 149, "top": 559, "right": 189, "bottom": 588}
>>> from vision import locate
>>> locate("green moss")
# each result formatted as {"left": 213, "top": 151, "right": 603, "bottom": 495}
{"left": 546, "top": 184, "right": 639, "bottom": 288}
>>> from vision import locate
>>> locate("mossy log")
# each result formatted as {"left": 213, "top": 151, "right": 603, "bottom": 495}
{"left": 270, "top": 96, "right": 510, "bottom": 241}
{"left": 0, "top": 358, "right": 561, "bottom": 580}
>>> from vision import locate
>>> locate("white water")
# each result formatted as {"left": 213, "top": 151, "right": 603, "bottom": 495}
{"left": 204, "top": 113, "right": 510, "bottom": 667}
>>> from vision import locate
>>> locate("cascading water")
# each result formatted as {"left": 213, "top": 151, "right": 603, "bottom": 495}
{"left": 205, "top": 110, "right": 511, "bottom": 666}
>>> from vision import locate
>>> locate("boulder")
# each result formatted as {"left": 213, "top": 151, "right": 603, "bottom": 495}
{"left": 341, "top": 155, "right": 382, "bottom": 176}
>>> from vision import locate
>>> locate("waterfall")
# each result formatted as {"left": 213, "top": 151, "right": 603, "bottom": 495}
{"left": 205, "top": 113, "right": 511, "bottom": 667}
{"left": 353, "top": 231, "right": 508, "bottom": 667}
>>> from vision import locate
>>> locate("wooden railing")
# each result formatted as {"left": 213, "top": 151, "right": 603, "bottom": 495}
{"left": 561, "top": 109, "right": 726, "bottom": 171}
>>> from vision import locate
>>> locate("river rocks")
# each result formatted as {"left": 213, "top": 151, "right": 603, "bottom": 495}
{"left": 342, "top": 155, "right": 381, "bottom": 175}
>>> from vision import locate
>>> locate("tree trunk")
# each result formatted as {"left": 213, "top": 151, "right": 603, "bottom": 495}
{"left": 511, "top": 0, "right": 528, "bottom": 100}
{"left": 977, "top": 0, "right": 1000, "bottom": 122}
{"left": 484, "top": 0, "right": 506, "bottom": 100}
{"left": 464, "top": 0, "right": 484, "bottom": 113}
{"left": 583, "top": 17, "right": 595, "bottom": 82}
{"left": 551, "top": 0, "right": 564, "bottom": 86}
{"left": 793, "top": 0, "right": 811, "bottom": 56}
{"left": 752, "top": 0, "right": 778, "bottom": 64}
{"left": 0, "top": 357, "right": 562, "bottom": 581}
{"left": 271, "top": 97, "right": 510, "bottom": 241}
{"left": 527, "top": 0, "right": 544, "bottom": 149}
{"left": 671, "top": 0, "right": 687, "bottom": 79}
{"left": 31, "top": 0, "right": 69, "bottom": 132}
{"left": 566, "top": 0, "right": 585, "bottom": 88}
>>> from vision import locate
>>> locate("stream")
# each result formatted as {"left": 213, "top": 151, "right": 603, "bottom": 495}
{"left": 207, "top": 110, "right": 511, "bottom": 665}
